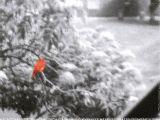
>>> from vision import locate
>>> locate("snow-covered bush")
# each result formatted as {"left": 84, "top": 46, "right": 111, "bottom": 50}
{"left": 0, "top": 0, "right": 143, "bottom": 118}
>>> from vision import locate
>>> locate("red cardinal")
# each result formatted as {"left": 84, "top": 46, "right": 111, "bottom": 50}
{"left": 32, "top": 58, "right": 46, "bottom": 79}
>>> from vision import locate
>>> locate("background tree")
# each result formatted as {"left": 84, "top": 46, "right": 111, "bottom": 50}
{"left": 149, "top": 0, "right": 160, "bottom": 24}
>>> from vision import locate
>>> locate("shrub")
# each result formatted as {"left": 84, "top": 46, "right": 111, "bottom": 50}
{"left": 0, "top": 0, "right": 143, "bottom": 118}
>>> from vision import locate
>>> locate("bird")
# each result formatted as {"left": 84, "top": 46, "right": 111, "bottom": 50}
{"left": 32, "top": 58, "right": 46, "bottom": 79}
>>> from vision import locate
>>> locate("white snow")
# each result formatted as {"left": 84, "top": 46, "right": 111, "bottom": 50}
{"left": 0, "top": 71, "right": 8, "bottom": 82}
{"left": 34, "top": 84, "right": 42, "bottom": 91}
{"left": 91, "top": 51, "right": 107, "bottom": 58}
{"left": 120, "top": 50, "right": 136, "bottom": 59}
{"left": 99, "top": 31, "right": 115, "bottom": 41}
{"left": 78, "top": 40, "right": 93, "bottom": 51}
{"left": 128, "top": 96, "right": 139, "bottom": 102}
{"left": 62, "top": 63, "right": 78, "bottom": 71}
{"left": 59, "top": 71, "right": 76, "bottom": 86}
{"left": 0, "top": 109, "right": 20, "bottom": 118}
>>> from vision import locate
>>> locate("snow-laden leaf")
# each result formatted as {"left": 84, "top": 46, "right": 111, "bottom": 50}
{"left": 61, "top": 63, "right": 78, "bottom": 71}
{"left": 99, "top": 31, "right": 115, "bottom": 41}
{"left": 0, "top": 71, "right": 8, "bottom": 83}
{"left": 34, "top": 84, "right": 42, "bottom": 91}
{"left": 128, "top": 96, "right": 139, "bottom": 102}
{"left": 59, "top": 71, "right": 76, "bottom": 86}
{"left": 120, "top": 49, "right": 136, "bottom": 60}
{"left": 91, "top": 51, "right": 107, "bottom": 58}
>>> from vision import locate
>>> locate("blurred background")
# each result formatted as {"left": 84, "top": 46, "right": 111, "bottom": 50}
{"left": 87, "top": 0, "right": 159, "bottom": 17}
{"left": 76, "top": 0, "right": 160, "bottom": 78}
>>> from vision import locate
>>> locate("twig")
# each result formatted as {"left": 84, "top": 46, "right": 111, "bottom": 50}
{"left": 41, "top": 72, "right": 54, "bottom": 86}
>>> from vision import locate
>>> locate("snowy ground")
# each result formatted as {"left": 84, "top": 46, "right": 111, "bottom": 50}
{"left": 0, "top": 17, "right": 159, "bottom": 118}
